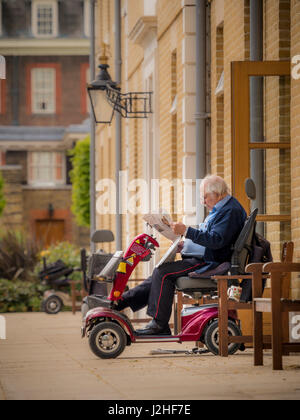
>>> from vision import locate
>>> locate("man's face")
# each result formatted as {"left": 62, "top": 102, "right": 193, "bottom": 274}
{"left": 200, "top": 183, "right": 221, "bottom": 210}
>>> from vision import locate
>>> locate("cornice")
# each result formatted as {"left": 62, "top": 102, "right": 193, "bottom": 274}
{"left": 0, "top": 38, "right": 90, "bottom": 56}
{"left": 129, "top": 16, "right": 157, "bottom": 47}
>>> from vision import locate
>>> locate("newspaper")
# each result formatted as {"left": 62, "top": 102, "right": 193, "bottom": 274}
{"left": 143, "top": 212, "right": 179, "bottom": 242}
{"left": 154, "top": 236, "right": 182, "bottom": 268}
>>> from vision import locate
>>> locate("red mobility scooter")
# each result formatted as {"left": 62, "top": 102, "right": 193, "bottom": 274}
{"left": 81, "top": 205, "right": 257, "bottom": 359}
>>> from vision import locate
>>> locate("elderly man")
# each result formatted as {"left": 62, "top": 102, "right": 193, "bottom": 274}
{"left": 116, "top": 174, "right": 247, "bottom": 335}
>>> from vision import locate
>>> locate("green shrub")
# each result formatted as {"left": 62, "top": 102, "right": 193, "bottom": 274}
{"left": 0, "top": 279, "right": 47, "bottom": 313}
{"left": 68, "top": 137, "right": 90, "bottom": 227}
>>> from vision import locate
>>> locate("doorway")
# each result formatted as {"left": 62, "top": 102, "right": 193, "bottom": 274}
{"left": 35, "top": 219, "right": 65, "bottom": 248}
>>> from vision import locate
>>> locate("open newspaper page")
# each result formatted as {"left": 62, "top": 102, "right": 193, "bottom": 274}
{"left": 142, "top": 212, "right": 179, "bottom": 242}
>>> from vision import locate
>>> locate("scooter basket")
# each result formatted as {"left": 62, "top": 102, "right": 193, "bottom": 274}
{"left": 87, "top": 252, "right": 113, "bottom": 278}
{"left": 39, "top": 259, "right": 73, "bottom": 281}
{"left": 86, "top": 252, "right": 113, "bottom": 295}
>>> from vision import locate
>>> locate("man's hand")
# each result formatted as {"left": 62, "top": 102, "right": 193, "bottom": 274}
{"left": 170, "top": 221, "right": 187, "bottom": 236}
{"left": 177, "top": 240, "right": 184, "bottom": 253}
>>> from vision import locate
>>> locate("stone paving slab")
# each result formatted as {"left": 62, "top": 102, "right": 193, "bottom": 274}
{"left": 0, "top": 312, "right": 300, "bottom": 400}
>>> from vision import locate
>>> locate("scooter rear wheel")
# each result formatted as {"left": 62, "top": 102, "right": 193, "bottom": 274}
{"left": 204, "top": 319, "right": 242, "bottom": 355}
{"left": 89, "top": 321, "right": 127, "bottom": 359}
{"left": 42, "top": 295, "right": 63, "bottom": 314}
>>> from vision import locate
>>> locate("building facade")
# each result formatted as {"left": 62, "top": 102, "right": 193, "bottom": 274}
{"left": 0, "top": 0, "right": 91, "bottom": 248}
{"left": 93, "top": 0, "right": 299, "bottom": 304}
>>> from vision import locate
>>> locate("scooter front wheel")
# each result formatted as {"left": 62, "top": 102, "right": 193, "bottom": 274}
{"left": 89, "top": 321, "right": 127, "bottom": 359}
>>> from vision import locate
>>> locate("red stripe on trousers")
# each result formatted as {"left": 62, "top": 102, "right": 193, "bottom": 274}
{"left": 154, "top": 262, "right": 205, "bottom": 321}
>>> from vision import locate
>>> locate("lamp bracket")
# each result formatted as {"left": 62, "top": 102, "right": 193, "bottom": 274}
{"left": 106, "top": 85, "right": 153, "bottom": 119}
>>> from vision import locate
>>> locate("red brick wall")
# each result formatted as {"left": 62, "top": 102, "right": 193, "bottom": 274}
{"left": 0, "top": 55, "right": 89, "bottom": 126}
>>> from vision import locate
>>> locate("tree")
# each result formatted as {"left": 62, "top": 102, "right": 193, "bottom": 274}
{"left": 69, "top": 136, "right": 90, "bottom": 227}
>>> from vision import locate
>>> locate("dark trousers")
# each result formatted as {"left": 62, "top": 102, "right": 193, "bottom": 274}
{"left": 121, "top": 258, "right": 204, "bottom": 326}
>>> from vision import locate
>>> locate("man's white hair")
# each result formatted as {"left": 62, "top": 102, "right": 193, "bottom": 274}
{"left": 201, "top": 174, "right": 231, "bottom": 196}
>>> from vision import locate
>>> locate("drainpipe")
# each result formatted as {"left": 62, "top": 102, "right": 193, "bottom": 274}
{"left": 89, "top": 0, "right": 96, "bottom": 252}
{"left": 195, "top": 0, "right": 207, "bottom": 224}
{"left": 250, "top": 0, "right": 264, "bottom": 234}
{"left": 115, "top": 0, "right": 122, "bottom": 250}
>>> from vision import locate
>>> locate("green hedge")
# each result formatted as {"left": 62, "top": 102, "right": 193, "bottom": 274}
{"left": 69, "top": 136, "right": 90, "bottom": 227}
{"left": 0, "top": 279, "right": 47, "bottom": 313}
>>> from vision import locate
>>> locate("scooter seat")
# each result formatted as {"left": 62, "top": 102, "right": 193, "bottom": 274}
{"left": 175, "top": 276, "right": 217, "bottom": 292}
{"left": 51, "top": 277, "right": 70, "bottom": 287}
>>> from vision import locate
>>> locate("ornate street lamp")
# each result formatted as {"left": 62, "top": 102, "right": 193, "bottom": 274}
{"left": 87, "top": 64, "right": 116, "bottom": 124}
{"left": 87, "top": 64, "right": 152, "bottom": 124}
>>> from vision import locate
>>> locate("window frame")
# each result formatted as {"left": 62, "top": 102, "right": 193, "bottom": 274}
{"left": 32, "top": 0, "right": 58, "bottom": 38}
{"left": 26, "top": 63, "right": 61, "bottom": 116}
{"left": 31, "top": 67, "right": 56, "bottom": 114}
{"left": 28, "top": 151, "right": 66, "bottom": 187}
{"left": 231, "top": 60, "right": 291, "bottom": 222}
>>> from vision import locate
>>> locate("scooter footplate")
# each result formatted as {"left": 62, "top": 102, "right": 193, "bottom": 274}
{"left": 133, "top": 334, "right": 180, "bottom": 343}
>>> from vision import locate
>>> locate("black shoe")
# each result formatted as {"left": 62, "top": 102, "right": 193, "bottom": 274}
{"left": 136, "top": 319, "right": 171, "bottom": 336}
{"left": 114, "top": 298, "right": 129, "bottom": 311}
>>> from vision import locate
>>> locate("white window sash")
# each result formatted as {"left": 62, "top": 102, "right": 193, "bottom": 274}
{"left": 31, "top": 67, "right": 56, "bottom": 114}
{"left": 28, "top": 152, "right": 65, "bottom": 186}
{"left": 32, "top": 0, "right": 58, "bottom": 38}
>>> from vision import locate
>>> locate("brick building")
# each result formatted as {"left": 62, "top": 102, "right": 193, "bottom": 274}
{"left": 0, "top": 0, "right": 91, "bottom": 248}
{"left": 92, "top": 0, "right": 299, "bottom": 307}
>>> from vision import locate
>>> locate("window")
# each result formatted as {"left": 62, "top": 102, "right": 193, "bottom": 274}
{"left": 31, "top": 67, "right": 56, "bottom": 114}
{"left": 26, "top": 63, "right": 61, "bottom": 115}
{"left": 28, "top": 151, "right": 65, "bottom": 186}
{"left": 32, "top": 0, "right": 58, "bottom": 38}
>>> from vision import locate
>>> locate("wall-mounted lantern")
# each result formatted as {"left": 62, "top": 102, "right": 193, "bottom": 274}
{"left": 87, "top": 64, "right": 152, "bottom": 124}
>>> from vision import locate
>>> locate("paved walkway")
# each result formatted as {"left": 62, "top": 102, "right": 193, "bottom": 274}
{"left": 0, "top": 312, "right": 300, "bottom": 400}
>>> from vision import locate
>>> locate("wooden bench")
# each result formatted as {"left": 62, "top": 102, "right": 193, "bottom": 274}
{"left": 253, "top": 262, "right": 300, "bottom": 370}
{"left": 217, "top": 241, "right": 293, "bottom": 357}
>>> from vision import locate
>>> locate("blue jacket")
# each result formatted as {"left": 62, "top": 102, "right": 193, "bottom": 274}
{"left": 185, "top": 196, "right": 247, "bottom": 264}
